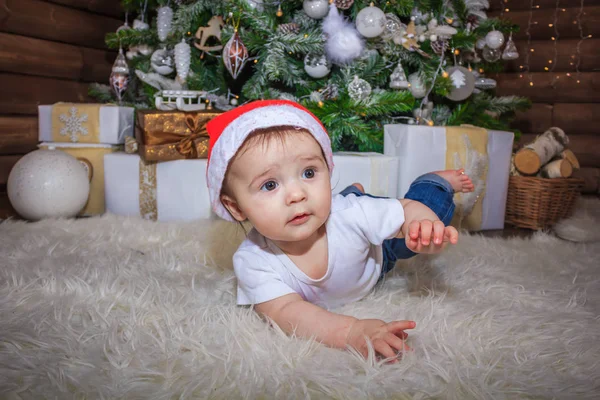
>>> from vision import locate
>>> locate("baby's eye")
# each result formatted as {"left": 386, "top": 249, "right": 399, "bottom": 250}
{"left": 260, "top": 180, "right": 278, "bottom": 191}
{"left": 303, "top": 168, "right": 315, "bottom": 179}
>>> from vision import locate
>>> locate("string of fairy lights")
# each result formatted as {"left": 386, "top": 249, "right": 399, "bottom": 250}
{"left": 513, "top": 0, "right": 591, "bottom": 88}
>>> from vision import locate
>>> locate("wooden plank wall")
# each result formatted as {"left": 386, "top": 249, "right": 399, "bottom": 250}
{"left": 0, "top": 0, "right": 123, "bottom": 217}
{"left": 490, "top": 0, "right": 600, "bottom": 193}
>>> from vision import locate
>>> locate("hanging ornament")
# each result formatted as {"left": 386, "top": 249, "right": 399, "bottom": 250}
{"left": 174, "top": 39, "right": 191, "bottom": 82}
{"left": 381, "top": 13, "right": 405, "bottom": 41}
{"left": 413, "top": 101, "right": 434, "bottom": 125}
{"left": 408, "top": 73, "right": 427, "bottom": 98}
{"left": 278, "top": 23, "right": 300, "bottom": 34}
{"left": 156, "top": 6, "right": 173, "bottom": 42}
{"left": 150, "top": 48, "right": 174, "bottom": 75}
{"left": 389, "top": 62, "right": 409, "bottom": 89}
{"left": 194, "top": 16, "right": 225, "bottom": 52}
{"left": 485, "top": 30, "right": 505, "bottom": 50}
{"left": 502, "top": 33, "right": 519, "bottom": 60}
{"left": 356, "top": 3, "right": 386, "bottom": 38}
{"left": 475, "top": 38, "right": 487, "bottom": 50}
{"left": 322, "top": 4, "right": 364, "bottom": 65}
{"left": 110, "top": 48, "right": 129, "bottom": 102}
{"left": 126, "top": 19, "right": 153, "bottom": 59}
{"left": 304, "top": 53, "right": 331, "bottom": 78}
{"left": 430, "top": 39, "right": 448, "bottom": 55}
{"left": 334, "top": 0, "right": 354, "bottom": 10}
{"left": 482, "top": 45, "right": 501, "bottom": 62}
{"left": 245, "top": 0, "right": 264, "bottom": 12}
{"left": 322, "top": 83, "right": 339, "bottom": 100}
{"left": 223, "top": 30, "right": 249, "bottom": 79}
{"left": 393, "top": 21, "right": 431, "bottom": 58}
{"left": 474, "top": 76, "right": 497, "bottom": 90}
{"left": 445, "top": 66, "right": 475, "bottom": 101}
{"left": 276, "top": 4, "right": 283, "bottom": 17}
{"left": 347, "top": 75, "right": 371, "bottom": 101}
{"left": 303, "top": 0, "right": 330, "bottom": 19}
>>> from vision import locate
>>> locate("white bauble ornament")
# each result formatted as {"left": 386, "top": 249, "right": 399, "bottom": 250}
{"left": 475, "top": 38, "right": 487, "bottom": 50}
{"left": 174, "top": 39, "right": 191, "bottom": 82}
{"left": 303, "top": 0, "right": 329, "bottom": 19}
{"left": 408, "top": 73, "right": 427, "bottom": 98}
{"left": 150, "top": 48, "right": 174, "bottom": 75}
{"left": 133, "top": 19, "right": 149, "bottom": 31}
{"left": 347, "top": 75, "right": 371, "bottom": 101}
{"left": 137, "top": 44, "right": 153, "bottom": 56}
{"left": 356, "top": 4, "right": 386, "bottom": 38}
{"left": 7, "top": 150, "right": 90, "bottom": 220}
{"left": 482, "top": 45, "right": 501, "bottom": 62}
{"left": 445, "top": 65, "right": 475, "bottom": 101}
{"left": 304, "top": 53, "right": 331, "bottom": 78}
{"left": 246, "top": 0, "right": 264, "bottom": 12}
{"left": 157, "top": 6, "right": 174, "bottom": 42}
{"left": 485, "top": 30, "right": 505, "bottom": 50}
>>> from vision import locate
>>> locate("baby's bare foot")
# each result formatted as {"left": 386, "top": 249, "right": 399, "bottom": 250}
{"left": 432, "top": 169, "right": 475, "bottom": 193}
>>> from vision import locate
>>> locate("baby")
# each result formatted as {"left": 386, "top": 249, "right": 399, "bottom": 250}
{"left": 206, "top": 100, "right": 473, "bottom": 362}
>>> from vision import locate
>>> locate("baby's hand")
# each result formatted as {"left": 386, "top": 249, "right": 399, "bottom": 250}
{"left": 405, "top": 219, "right": 458, "bottom": 254}
{"left": 346, "top": 319, "right": 415, "bottom": 363}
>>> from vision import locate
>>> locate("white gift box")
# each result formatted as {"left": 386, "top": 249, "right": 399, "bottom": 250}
{"left": 104, "top": 153, "right": 213, "bottom": 222}
{"left": 331, "top": 152, "right": 399, "bottom": 198}
{"left": 383, "top": 125, "right": 514, "bottom": 230}
{"left": 105, "top": 152, "right": 400, "bottom": 222}
{"left": 39, "top": 104, "right": 134, "bottom": 144}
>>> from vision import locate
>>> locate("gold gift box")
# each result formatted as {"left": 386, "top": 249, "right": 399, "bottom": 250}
{"left": 134, "top": 110, "right": 221, "bottom": 162}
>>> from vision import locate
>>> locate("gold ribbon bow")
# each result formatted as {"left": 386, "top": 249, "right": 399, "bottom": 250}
{"left": 145, "top": 114, "right": 209, "bottom": 159}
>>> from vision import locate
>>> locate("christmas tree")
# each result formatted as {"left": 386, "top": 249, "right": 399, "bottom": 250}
{"left": 94, "top": 0, "right": 530, "bottom": 152}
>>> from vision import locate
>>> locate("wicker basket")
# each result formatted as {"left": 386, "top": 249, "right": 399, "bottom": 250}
{"left": 505, "top": 176, "right": 585, "bottom": 230}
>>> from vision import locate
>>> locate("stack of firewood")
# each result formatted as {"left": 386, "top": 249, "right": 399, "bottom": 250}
{"left": 511, "top": 127, "right": 580, "bottom": 178}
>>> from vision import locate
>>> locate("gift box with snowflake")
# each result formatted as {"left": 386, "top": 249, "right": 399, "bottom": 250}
{"left": 38, "top": 103, "right": 134, "bottom": 144}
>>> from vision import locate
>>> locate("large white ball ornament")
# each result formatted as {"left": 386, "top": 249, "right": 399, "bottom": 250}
{"left": 303, "top": 0, "right": 329, "bottom": 19}
{"left": 7, "top": 150, "right": 90, "bottom": 220}
{"left": 485, "top": 30, "right": 505, "bottom": 50}
{"left": 356, "top": 4, "right": 386, "bottom": 38}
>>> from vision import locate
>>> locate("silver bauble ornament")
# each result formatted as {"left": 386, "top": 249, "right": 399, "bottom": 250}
{"left": 246, "top": 0, "right": 264, "bottom": 12}
{"left": 381, "top": 13, "right": 405, "bottom": 40}
{"left": 408, "top": 73, "right": 427, "bottom": 98}
{"left": 445, "top": 66, "right": 475, "bottom": 101}
{"left": 347, "top": 75, "right": 371, "bottom": 101}
{"left": 304, "top": 53, "right": 331, "bottom": 78}
{"left": 303, "top": 0, "right": 329, "bottom": 19}
{"left": 356, "top": 4, "right": 386, "bottom": 38}
{"left": 485, "top": 30, "right": 505, "bottom": 50}
{"left": 150, "top": 48, "right": 174, "bottom": 75}
{"left": 482, "top": 45, "right": 502, "bottom": 62}
{"left": 475, "top": 38, "right": 487, "bottom": 50}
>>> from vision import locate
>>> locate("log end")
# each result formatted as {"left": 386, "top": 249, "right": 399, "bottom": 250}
{"left": 514, "top": 149, "right": 541, "bottom": 175}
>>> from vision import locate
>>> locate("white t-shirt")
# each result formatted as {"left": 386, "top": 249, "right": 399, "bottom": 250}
{"left": 233, "top": 193, "right": 405, "bottom": 309}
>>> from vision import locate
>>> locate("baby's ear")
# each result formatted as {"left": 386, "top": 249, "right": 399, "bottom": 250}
{"left": 220, "top": 194, "right": 247, "bottom": 222}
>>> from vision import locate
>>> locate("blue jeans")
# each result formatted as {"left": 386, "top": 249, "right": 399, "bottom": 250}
{"left": 339, "top": 173, "right": 455, "bottom": 278}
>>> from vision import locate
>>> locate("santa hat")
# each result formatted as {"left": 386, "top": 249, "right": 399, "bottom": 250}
{"left": 206, "top": 99, "right": 334, "bottom": 221}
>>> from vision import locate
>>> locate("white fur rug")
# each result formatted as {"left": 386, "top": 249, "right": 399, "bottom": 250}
{"left": 1, "top": 199, "right": 599, "bottom": 399}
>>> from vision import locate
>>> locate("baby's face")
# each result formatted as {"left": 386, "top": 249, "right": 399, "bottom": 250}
{"left": 225, "top": 131, "right": 331, "bottom": 243}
